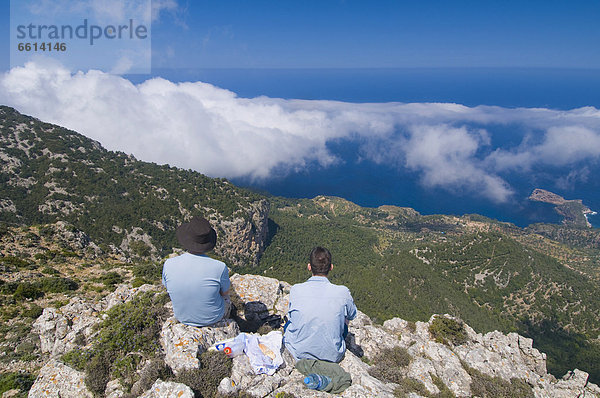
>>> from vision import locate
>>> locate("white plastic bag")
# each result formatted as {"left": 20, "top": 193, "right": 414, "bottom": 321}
{"left": 244, "top": 331, "right": 283, "bottom": 375}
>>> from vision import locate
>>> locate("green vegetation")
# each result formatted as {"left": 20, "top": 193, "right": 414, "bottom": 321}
{"left": 41, "top": 266, "right": 60, "bottom": 275}
{"left": 95, "top": 271, "right": 124, "bottom": 287}
{"left": 127, "top": 359, "right": 173, "bottom": 397}
{"left": 429, "top": 316, "right": 468, "bottom": 346}
{"left": 432, "top": 377, "right": 456, "bottom": 398}
{"left": 0, "top": 256, "right": 31, "bottom": 269}
{"left": 368, "top": 346, "right": 411, "bottom": 384}
{"left": 519, "top": 319, "right": 600, "bottom": 385}
{"left": 0, "top": 105, "right": 263, "bottom": 265}
{"left": 61, "top": 349, "right": 88, "bottom": 371}
{"left": 13, "top": 283, "right": 42, "bottom": 300}
{"left": 0, "top": 372, "right": 35, "bottom": 397}
{"left": 173, "top": 351, "right": 232, "bottom": 398}
{"left": 36, "top": 276, "right": 79, "bottom": 293}
{"left": 12, "top": 277, "right": 79, "bottom": 301}
{"left": 21, "top": 303, "right": 43, "bottom": 319}
{"left": 129, "top": 240, "right": 151, "bottom": 258}
{"left": 393, "top": 375, "right": 457, "bottom": 398}
{"left": 59, "top": 291, "right": 170, "bottom": 395}
{"left": 253, "top": 200, "right": 600, "bottom": 383}
{"left": 555, "top": 201, "right": 591, "bottom": 227}
{"left": 132, "top": 262, "right": 163, "bottom": 285}
{"left": 274, "top": 393, "right": 298, "bottom": 398}
{"left": 464, "top": 365, "right": 534, "bottom": 398}
{"left": 394, "top": 377, "right": 431, "bottom": 397}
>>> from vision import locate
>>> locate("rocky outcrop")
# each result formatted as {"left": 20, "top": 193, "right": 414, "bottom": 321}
{"left": 160, "top": 317, "right": 239, "bottom": 374}
{"left": 32, "top": 284, "right": 159, "bottom": 357}
{"left": 211, "top": 199, "right": 271, "bottom": 267}
{"left": 230, "top": 274, "right": 291, "bottom": 320}
{"left": 529, "top": 189, "right": 568, "bottom": 205}
{"left": 28, "top": 275, "right": 600, "bottom": 398}
{"left": 27, "top": 359, "right": 93, "bottom": 398}
{"left": 138, "top": 380, "right": 194, "bottom": 398}
{"left": 32, "top": 298, "right": 101, "bottom": 357}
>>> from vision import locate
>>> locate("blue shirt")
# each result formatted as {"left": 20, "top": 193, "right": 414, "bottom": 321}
{"left": 162, "top": 253, "right": 230, "bottom": 327}
{"left": 284, "top": 276, "right": 357, "bottom": 363}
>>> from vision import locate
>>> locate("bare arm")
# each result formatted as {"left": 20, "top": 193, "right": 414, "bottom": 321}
{"left": 220, "top": 289, "right": 230, "bottom": 297}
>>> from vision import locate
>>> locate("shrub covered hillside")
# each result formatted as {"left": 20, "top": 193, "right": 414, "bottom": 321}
{"left": 0, "top": 106, "right": 269, "bottom": 267}
{"left": 250, "top": 196, "right": 600, "bottom": 382}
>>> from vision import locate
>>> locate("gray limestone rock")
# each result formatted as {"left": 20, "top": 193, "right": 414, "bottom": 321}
{"left": 340, "top": 351, "right": 397, "bottom": 398}
{"left": 26, "top": 275, "right": 600, "bottom": 398}
{"left": 348, "top": 321, "right": 401, "bottom": 361}
{"left": 160, "top": 317, "right": 239, "bottom": 374}
{"left": 138, "top": 379, "right": 194, "bottom": 398}
{"left": 541, "top": 369, "right": 600, "bottom": 398}
{"left": 32, "top": 285, "right": 160, "bottom": 358}
{"left": 454, "top": 329, "right": 547, "bottom": 386}
{"left": 104, "top": 379, "right": 126, "bottom": 398}
{"left": 406, "top": 356, "right": 440, "bottom": 395}
{"left": 2, "top": 390, "right": 22, "bottom": 398}
{"left": 210, "top": 199, "right": 270, "bottom": 268}
{"left": 101, "top": 283, "right": 160, "bottom": 311}
{"left": 27, "top": 360, "right": 93, "bottom": 398}
{"left": 230, "top": 274, "right": 290, "bottom": 319}
{"left": 32, "top": 298, "right": 101, "bottom": 357}
{"left": 218, "top": 347, "right": 295, "bottom": 397}
{"left": 420, "top": 341, "right": 471, "bottom": 397}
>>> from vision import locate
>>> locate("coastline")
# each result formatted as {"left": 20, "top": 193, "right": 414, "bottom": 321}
{"left": 584, "top": 209, "right": 598, "bottom": 228}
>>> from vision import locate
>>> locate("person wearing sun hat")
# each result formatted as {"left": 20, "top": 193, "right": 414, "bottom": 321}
{"left": 162, "top": 216, "right": 231, "bottom": 327}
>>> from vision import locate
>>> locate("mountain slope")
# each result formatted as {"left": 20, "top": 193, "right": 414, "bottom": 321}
{"left": 251, "top": 196, "right": 600, "bottom": 381}
{"left": 0, "top": 106, "right": 268, "bottom": 267}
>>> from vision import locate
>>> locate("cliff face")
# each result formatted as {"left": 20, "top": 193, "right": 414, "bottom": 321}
{"left": 212, "top": 199, "right": 270, "bottom": 268}
{"left": 27, "top": 275, "right": 600, "bottom": 398}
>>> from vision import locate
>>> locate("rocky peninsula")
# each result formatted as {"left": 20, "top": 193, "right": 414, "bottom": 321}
{"left": 528, "top": 189, "right": 596, "bottom": 228}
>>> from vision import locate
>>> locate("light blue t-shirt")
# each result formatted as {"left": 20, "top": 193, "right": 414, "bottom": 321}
{"left": 284, "top": 276, "right": 357, "bottom": 363}
{"left": 162, "top": 253, "right": 230, "bottom": 327}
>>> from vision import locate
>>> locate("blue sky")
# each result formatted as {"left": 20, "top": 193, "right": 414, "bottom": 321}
{"left": 1, "top": 1, "right": 600, "bottom": 215}
{"left": 2, "top": 0, "right": 600, "bottom": 72}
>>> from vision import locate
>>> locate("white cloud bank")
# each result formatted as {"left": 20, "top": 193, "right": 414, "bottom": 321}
{"left": 1, "top": 62, "right": 600, "bottom": 203}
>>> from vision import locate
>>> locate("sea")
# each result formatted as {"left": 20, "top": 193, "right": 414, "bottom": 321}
{"left": 131, "top": 68, "right": 600, "bottom": 228}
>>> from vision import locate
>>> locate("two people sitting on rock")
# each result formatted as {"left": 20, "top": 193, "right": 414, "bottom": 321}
{"left": 284, "top": 246, "right": 357, "bottom": 363}
{"left": 162, "top": 217, "right": 231, "bottom": 327}
{"left": 163, "top": 219, "right": 355, "bottom": 365}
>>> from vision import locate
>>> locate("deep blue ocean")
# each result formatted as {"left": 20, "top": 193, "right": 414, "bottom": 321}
{"left": 133, "top": 68, "right": 600, "bottom": 228}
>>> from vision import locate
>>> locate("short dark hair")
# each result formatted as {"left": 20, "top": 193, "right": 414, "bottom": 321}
{"left": 309, "top": 246, "right": 332, "bottom": 275}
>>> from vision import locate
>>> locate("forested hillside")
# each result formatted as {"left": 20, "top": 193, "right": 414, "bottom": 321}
{"left": 248, "top": 196, "right": 600, "bottom": 381}
{"left": 0, "top": 106, "right": 268, "bottom": 267}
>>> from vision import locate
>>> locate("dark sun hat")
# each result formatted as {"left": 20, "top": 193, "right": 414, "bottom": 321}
{"left": 176, "top": 217, "right": 217, "bottom": 254}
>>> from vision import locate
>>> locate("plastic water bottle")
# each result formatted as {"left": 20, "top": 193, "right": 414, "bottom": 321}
{"left": 214, "top": 341, "right": 230, "bottom": 352}
{"left": 223, "top": 338, "right": 245, "bottom": 357}
{"left": 303, "top": 373, "right": 331, "bottom": 390}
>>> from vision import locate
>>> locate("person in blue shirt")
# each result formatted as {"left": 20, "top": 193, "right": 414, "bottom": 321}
{"left": 162, "top": 217, "right": 231, "bottom": 327}
{"left": 284, "top": 247, "right": 357, "bottom": 363}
